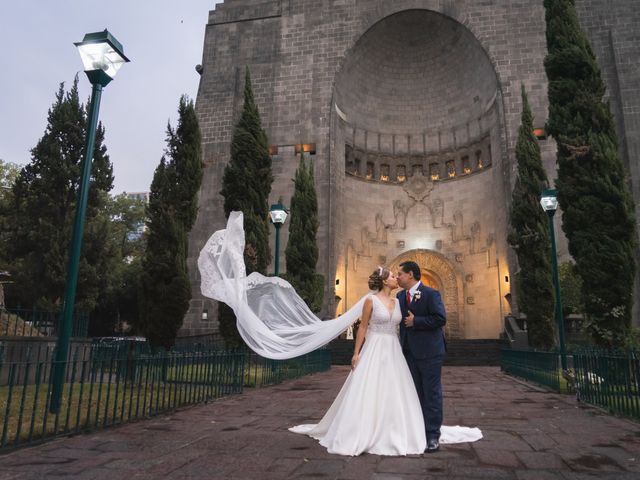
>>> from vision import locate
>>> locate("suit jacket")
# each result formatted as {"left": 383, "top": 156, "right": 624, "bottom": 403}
{"left": 398, "top": 283, "right": 447, "bottom": 359}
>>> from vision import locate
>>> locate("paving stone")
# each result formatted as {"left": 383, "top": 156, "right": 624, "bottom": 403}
{"left": 515, "top": 451, "right": 566, "bottom": 470}
{"left": 474, "top": 448, "right": 521, "bottom": 467}
{"left": 515, "top": 470, "right": 564, "bottom": 480}
{"left": 1, "top": 367, "right": 640, "bottom": 480}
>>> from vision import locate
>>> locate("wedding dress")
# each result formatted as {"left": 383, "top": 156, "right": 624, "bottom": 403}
{"left": 289, "top": 294, "right": 427, "bottom": 455}
{"left": 198, "top": 212, "right": 482, "bottom": 454}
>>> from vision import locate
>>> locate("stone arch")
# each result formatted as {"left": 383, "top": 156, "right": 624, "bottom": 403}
{"left": 333, "top": 9, "right": 500, "bottom": 137}
{"left": 389, "top": 249, "right": 463, "bottom": 339}
{"left": 330, "top": 5, "right": 507, "bottom": 125}
{"left": 357, "top": 2, "right": 504, "bottom": 85}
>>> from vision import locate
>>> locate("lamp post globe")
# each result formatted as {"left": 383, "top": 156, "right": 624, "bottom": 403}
{"left": 50, "top": 30, "right": 129, "bottom": 414}
{"left": 540, "top": 189, "right": 568, "bottom": 371}
{"left": 269, "top": 203, "right": 288, "bottom": 276}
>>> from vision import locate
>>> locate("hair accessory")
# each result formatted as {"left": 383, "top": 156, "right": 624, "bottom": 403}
{"left": 377, "top": 266, "right": 383, "bottom": 275}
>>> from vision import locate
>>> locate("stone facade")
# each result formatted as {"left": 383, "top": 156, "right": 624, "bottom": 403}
{"left": 183, "top": 0, "right": 640, "bottom": 338}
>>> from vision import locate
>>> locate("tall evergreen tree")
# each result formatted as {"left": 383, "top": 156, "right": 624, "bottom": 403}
{"left": 138, "top": 160, "right": 191, "bottom": 348}
{"left": 219, "top": 67, "right": 273, "bottom": 346}
{"left": 166, "top": 95, "right": 203, "bottom": 231}
{"left": 138, "top": 97, "right": 203, "bottom": 349}
{"left": 5, "top": 79, "right": 114, "bottom": 311}
{"left": 544, "top": 0, "right": 637, "bottom": 346}
{"left": 508, "top": 86, "right": 555, "bottom": 350}
{"left": 285, "top": 152, "right": 324, "bottom": 312}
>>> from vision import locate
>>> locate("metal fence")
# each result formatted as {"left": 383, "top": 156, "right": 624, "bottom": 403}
{"left": 572, "top": 348, "right": 640, "bottom": 420}
{"left": 244, "top": 349, "right": 332, "bottom": 387}
{"left": 501, "top": 349, "right": 561, "bottom": 392}
{"left": 0, "top": 345, "right": 331, "bottom": 451}
{"left": 502, "top": 348, "right": 640, "bottom": 421}
{"left": 1, "top": 307, "right": 89, "bottom": 338}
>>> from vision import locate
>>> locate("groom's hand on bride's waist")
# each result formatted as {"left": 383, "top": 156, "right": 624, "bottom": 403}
{"left": 404, "top": 311, "right": 414, "bottom": 327}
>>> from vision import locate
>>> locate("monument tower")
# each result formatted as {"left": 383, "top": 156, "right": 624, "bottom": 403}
{"left": 183, "top": 0, "right": 640, "bottom": 339}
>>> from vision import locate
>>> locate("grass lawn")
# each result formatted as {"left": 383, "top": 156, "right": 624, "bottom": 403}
{"left": 0, "top": 370, "right": 241, "bottom": 448}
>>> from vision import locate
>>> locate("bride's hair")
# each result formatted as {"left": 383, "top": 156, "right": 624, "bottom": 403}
{"left": 368, "top": 266, "right": 390, "bottom": 291}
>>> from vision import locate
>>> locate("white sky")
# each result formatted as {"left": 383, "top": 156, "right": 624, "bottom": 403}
{"left": 0, "top": 0, "right": 223, "bottom": 193}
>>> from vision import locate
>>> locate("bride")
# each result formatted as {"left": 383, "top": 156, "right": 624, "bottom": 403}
{"left": 289, "top": 267, "right": 427, "bottom": 455}
{"left": 198, "top": 212, "right": 481, "bottom": 456}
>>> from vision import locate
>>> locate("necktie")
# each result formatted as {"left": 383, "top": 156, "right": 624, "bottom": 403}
{"left": 406, "top": 290, "right": 411, "bottom": 305}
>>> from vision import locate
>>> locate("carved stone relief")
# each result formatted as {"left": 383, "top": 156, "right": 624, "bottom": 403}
{"left": 392, "top": 199, "right": 408, "bottom": 230}
{"left": 347, "top": 240, "right": 357, "bottom": 272}
{"left": 431, "top": 199, "right": 445, "bottom": 228}
{"left": 470, "top": 221, "right": 481, "bottom": 254}
{"left": 402, "top": 174, "right": 434, "bottom": 203}
{"left": 375, "top": 213, "right": 387, "bottom": 242}
{"left": 450, "top": 210, "right": 467, "bottom": 243}
{"left": 362, "top": 226, "right": 375, "bottom": 257}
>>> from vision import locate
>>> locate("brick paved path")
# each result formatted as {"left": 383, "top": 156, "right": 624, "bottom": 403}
{"left": 1, "top": 367, "right": 640, "bottom": 479}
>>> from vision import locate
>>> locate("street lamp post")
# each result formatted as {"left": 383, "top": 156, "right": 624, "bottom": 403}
{"left": 50, "top": 30, "right": 129, "bottom": 413}
{"left": 540, "top": 189, "right": 568, "bottom": 371}
{"left": 269, "top": 203, "right": 288, "bottom": 276}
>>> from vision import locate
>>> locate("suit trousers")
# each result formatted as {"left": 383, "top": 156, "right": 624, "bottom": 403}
{"left": 404, "top": 349, "right": 444, "bottom": 439}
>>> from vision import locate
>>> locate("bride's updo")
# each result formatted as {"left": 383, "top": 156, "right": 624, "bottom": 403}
{"left": 368, "top": 266, "right": 390, "bottom": 291}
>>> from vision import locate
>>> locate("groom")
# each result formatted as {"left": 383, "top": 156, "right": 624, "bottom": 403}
{"left": 397, "top": 261, "right": 446, "bottom": 453}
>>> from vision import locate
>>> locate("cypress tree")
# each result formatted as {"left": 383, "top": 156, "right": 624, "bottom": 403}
{"left": 219, "top": 67, "right": 273, "bottom": 346}
{"left": 138, "top": 96, "right": 203, "bottom": 349}
{"left": 166, "top": 95, "right": 203, "bottom": 231}
{"left": 285, "top": 152, "right": 323, "bottom": 312}
{"left": 508, "top": 86, "right": 555, "bottom": 350}
{"left": 544, "top": 0, "right": 637, "bottom": 346}
{"left": 6, "top": 78, "right": 114, "bottom": 311}
{"left": 138, "top": 160, "right": 191, "bottom": 348}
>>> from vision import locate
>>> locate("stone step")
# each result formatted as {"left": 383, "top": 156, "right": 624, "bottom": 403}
{"left": 328, "top": 338, "right": 505, "bottom": 366}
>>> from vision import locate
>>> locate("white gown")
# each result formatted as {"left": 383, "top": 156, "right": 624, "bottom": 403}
{"left": 290, "top": 295, "right": 426, "bottom": 456}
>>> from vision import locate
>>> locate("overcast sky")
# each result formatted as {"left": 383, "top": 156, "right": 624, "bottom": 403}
{"left": 1, "top": 0, "right": 222, "bottom": 194}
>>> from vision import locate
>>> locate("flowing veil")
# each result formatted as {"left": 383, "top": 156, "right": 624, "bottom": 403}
{"left": 198, "top": 211, "right": 365, "bottom": 359}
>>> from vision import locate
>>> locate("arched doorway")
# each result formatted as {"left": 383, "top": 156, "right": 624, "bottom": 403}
{"left": 421, "top": 272, "right": 440, "bottom": 290}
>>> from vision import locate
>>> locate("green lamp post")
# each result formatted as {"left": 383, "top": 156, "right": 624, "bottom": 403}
{"left": 50, "top": 30, "right": 129, "bottom": 413}
{"left": 540, "top": 189, "right": 568, "bottom": 371}
{"left": 269, "top": 203, "right": 288, "bottom": 276}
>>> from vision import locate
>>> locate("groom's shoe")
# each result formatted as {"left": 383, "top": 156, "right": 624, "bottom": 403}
{"left": 425, "top": 437, "right": 440, "bottom": 453}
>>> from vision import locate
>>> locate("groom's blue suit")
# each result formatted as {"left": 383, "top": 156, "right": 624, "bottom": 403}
{"left": 398, "top": 283, "right": 446, "bottom": 440}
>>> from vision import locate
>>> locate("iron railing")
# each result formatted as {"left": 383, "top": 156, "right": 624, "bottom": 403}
{"left": 0, "top": 345, "right": 331, "bottom": 451}
{"left": 502, "top": 348, "right": 640, "bottom": 421}
{"left": 572, "top": 348, "right": 640, "bottom": 420}
{"left": 501, "top": 349, "right": 561, "bottom": 392}
{"left": 244, "top": 349, "right": 332, "bottom": 387}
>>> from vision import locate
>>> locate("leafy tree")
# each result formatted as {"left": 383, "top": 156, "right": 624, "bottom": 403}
{"left": 0, "top": 160, "right": 21, "bottom": 268}
{"left": 89, "top": 194, "right": 147, "bottom": 336}
{"left": 508, "top": 86, "right": 555, "bottom": 350}
{"left": 5, "top": 79, "right": 114, "bottom": 312}
{"left": 138, "top": 96, "right": 203, "bottom": 349}
{"left": 285, "top": 152, "right": 324, "bottom": 313}
{"left": 544, "top": 0, "right": 637, "bottom": 347}
{"left": 0, "top": 159, "right": 20, "bottom": 193}
{"left": 219, "top": 67, "right": 273, "bottom": 346}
